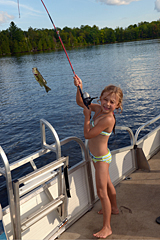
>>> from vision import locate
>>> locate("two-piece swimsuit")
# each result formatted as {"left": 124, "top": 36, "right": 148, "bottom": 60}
{"left": 89, "top": 111, "right": 112, "bottom": 164}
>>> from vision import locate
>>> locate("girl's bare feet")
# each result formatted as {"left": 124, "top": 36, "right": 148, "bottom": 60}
{"left": 98, "top": 208, "right": 119, "bottom": 215}
{"left": 93, "top": 227, "right": 112, "bottom": 239}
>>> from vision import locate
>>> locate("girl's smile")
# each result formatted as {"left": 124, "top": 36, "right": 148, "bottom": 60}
{"left": 100, "top": 92, "right": 118, "bottom": 113}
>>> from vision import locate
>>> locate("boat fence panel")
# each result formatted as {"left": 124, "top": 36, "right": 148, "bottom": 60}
{"left": 110, "top": 148, "right": 135, "bottom": 185}
{"left": 136, "top": 126, "right": 160, "bottom": 160}
{"left": 67, "top": 165, "right": 90, "bottom": 216}
{"left": 111, "top": 127, "right": 135, "bottom": 186}
{"left": 135, "top": 114, "right": 160, "bottom": 160}
{"left": 135, "top": 114, "right": 160, "bottom": 144}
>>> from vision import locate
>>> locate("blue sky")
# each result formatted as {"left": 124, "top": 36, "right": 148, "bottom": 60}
{"left": 0, "top": 0, "right": 160, "bottom": 31}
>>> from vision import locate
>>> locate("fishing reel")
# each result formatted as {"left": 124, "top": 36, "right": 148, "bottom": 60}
{"left": 79, "top": 87, "right": 97, "bottom": 108}
{"left": 83, "top": 92, "right": 98, "bottom": 108}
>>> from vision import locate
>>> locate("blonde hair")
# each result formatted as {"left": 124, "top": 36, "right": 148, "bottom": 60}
{"left": 100, "top": 85, "right": 123, "bottom": 113}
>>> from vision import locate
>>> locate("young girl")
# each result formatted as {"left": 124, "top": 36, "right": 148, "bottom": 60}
{"left": 74, "top": 75, "right": 123, "bottom": 239}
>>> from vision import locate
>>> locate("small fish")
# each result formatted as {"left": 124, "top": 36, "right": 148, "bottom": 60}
{"left": 32, "top": 67, "right": 51, "bottom": 93}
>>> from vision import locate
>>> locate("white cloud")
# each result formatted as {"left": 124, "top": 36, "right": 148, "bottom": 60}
{"left": 155, "top": 0, "right": 160, "bottom": 12}
{"left": 96, "top": 0, "right": 140, "bottom": 5}
{"left": 0, "top": 11, "right": 14, "bottom": 24}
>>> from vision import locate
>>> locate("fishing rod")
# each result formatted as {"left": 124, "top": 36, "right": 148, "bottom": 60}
{"left": 40, "top": 0, "right": 97, "bottom": 108}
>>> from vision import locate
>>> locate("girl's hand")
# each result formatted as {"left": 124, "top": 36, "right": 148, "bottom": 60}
{"left": 83, "top": 106, "right": 91, "bottom": 119}
{"left": 73, "top": 75, "right": 82, "bottom": 88}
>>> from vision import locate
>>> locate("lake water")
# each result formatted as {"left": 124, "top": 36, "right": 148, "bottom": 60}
{"left": 0, "top": 39, "right": 160, "bottom": 207}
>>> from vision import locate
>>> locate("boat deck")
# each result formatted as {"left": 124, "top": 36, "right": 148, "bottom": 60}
{"left": 59, "top": 150, "right": 160, "bottom": 239}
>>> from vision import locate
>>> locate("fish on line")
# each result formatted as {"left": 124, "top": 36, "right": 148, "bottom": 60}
{"left": 32, "top": 67, "right": 51, "bottom": 93}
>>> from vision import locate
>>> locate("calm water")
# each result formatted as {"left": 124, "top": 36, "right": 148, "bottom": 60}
{"left": 0, "top": 39, "right": 160, "bottom": 207}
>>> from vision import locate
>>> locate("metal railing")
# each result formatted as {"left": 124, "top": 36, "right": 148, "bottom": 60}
{"left": 0, "top": 146, "right": 16, "bottom": 239}
{"left": 135, "top": 114, "right": 160, "bottom": 144}
{"left": 40, "top": 119, "right": 61, "bottom": 159}
{"left": 115, "top": 125, "right": 135, "bottom": 145}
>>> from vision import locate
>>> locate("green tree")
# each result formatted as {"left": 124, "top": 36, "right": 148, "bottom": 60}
{"left": 9, "top": 21, "right": 23, "bottom": 42}
{"left": 1, "top": 20, "right": 160, "bottom": 56}
{"left": 0, "top": 33, "right": 10, "bottom": 54}
{"left": 99, "top": 29, "right": 105, "bottom": 44}
{"left": 12, "top": 40, "right": 20, "bottom": 53}
{"left": 37, "top": 39, "right": 42, "bottom": 51}
{"left": 1, "top": 40, "right": 10, "bottom": 54}
{"left": 115, "top": 27, "right": 124, "bottom": 42}
{"left": 103, "top": 28, "right": 115, "bottom": 43}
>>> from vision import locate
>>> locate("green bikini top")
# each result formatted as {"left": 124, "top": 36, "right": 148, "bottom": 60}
{"left": 91, "top": 120, "right": 112, "bottom": 136}
{"left": 91, "top": 111, "right": 112, "bottom": 136}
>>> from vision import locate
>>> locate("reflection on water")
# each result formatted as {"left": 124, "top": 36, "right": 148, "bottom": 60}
{"left": 0, "top": 39, "right": 160, "bottom": 206}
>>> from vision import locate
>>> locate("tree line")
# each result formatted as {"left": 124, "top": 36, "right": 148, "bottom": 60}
{"left": 0, "top": 20, "right": 160, "bottom": 56}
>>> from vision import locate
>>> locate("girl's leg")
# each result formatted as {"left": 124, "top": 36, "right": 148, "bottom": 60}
{"left": 107, "top": 174, "right": 119, "bottom": 214}
{"left": 98, "top": 174, "right": 119, "bottom": 215}
{"left": 93, "top": 162, "right": 112, "bottom": 239}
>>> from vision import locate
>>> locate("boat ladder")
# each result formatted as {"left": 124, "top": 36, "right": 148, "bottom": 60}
{"left": 13, "top": 155, "right": 70, "bottom": 239}
{"left": 0, "top": 119, "right": 88, "bottom": 240}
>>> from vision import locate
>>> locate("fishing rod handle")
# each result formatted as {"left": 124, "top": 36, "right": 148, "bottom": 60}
{"left": 78, "top": 86, "right": 89, "bottom": 109}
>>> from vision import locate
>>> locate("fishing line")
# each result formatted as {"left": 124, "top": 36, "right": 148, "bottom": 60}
{"left": 41, "top": 0, "right": 75, "bottom": 76}
{"left": 40, "top": 0, "right": 97, "bottom": 108}
{"left": 17, "top": 0, "right": 20, "bottom": 18}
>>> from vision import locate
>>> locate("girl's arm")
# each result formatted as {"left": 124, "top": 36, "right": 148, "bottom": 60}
{"left": 74, "top": 75, "right": 100, "bottom": 111}
{"left": 83, "top": 110, "right": 114, "bottom": 139}
{"left": 74, "top": 75, "right": 85, "bottom": 108}
{"left": 83, "top": 107, "right": 92, "bottom": 138}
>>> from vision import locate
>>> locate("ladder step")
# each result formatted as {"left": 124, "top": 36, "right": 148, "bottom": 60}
{"left": 21, "top": 195, "right": 65, "bottom": 231}
{"left": 18, "top": 159, "right": 65, "bottom": 187}
{"left": 19, "top": 170, "right": 59, "bottom": 197}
